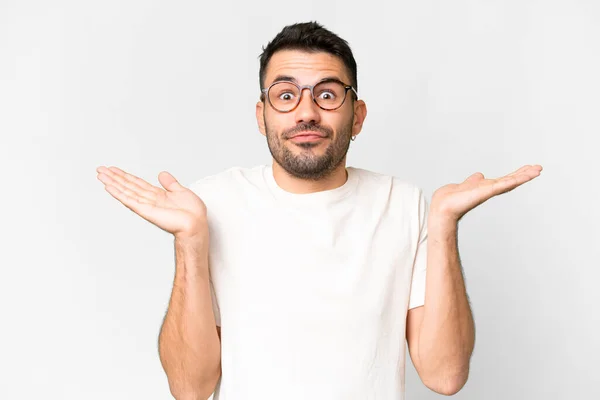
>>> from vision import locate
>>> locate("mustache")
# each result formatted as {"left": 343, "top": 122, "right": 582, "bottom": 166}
{"left": 282, "top": 123, "right": 333, "bottom": 139}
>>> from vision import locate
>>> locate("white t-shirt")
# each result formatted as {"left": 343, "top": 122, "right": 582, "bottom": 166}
{"left": 188, "top": 164, "right": 429, "bottom": 400}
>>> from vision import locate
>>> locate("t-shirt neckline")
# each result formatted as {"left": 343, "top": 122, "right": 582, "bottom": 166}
{"left": 263, "top": 163, "right": 359, "bottom": 207}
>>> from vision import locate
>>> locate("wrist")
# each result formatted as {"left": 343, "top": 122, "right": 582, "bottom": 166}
{"left": 174, "top": 235, "right": 209, "bottom": 266}
{"left": 175, "top": 227, "right": 207, "bottom": 242}
{"left": 428, "top": 212, "right": 458, "bottom": 235}
{"left": 175, "top": 227, "right": 209, "bottom": 249}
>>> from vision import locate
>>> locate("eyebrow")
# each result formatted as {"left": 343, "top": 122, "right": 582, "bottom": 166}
{"left": 271, "top": 75, "right": 298, "bottom": 84}
{"left": 269, "top": 75, "right": 346, "bottom": 86}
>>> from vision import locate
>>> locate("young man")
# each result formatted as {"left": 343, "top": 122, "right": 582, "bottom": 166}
{"left": 96, "top": 22, "right": 542, "bottom": 400}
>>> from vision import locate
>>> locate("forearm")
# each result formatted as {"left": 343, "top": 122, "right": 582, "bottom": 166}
{"left": 158, "top": 236, "right": 221, "bottom": 399}
{"left": 418, "top": 216, "right": 475, "bottom": 390}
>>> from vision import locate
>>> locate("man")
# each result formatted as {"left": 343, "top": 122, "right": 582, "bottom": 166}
{"left": 96, "top": 22, "right": 542, "bottom": 400}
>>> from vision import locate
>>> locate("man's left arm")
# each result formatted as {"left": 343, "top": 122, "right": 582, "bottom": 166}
{"left": 406, "top": 164, "right": 543, "bottom": 395}
{"left": 406, "top": 216, "right": 475, "bottom": 395}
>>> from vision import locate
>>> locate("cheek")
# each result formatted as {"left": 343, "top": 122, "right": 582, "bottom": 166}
{"left": 324, "top": 114, "right": 351, "bottom": 132}
{"left": 265, "top": 113, "right": 296, "bottom": 133}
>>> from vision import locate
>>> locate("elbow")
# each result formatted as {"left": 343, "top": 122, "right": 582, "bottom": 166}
{"left": 422, "top": 366, "right": 470, "bottom": 396}
{"left": 170, "top": 384, "right": 216, "bottom": 400}
{"left": 433, "top": 379, "right": 467, "bottom": 396}
{"left": 169, "top": 389, "right": 214, "bottom": 400}
{"left": 167, "top": 365, "right": 221, "bottom": 400}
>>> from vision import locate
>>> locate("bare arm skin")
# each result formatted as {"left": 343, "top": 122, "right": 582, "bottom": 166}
{"left": 96, "top": 166, "right": 222, "bottom": 399}
{"left": 406, "top": 164, "right": 542, "bottom": 394}
{"left": 406, "top": 219, "right": 474, "bottom": 395}
{"left": 158, "top": 235, "right": 221, "bottom": 399}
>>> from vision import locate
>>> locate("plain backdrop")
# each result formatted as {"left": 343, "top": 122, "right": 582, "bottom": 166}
{"left": 1, "top": 0, "right": 598, "bottom": 399}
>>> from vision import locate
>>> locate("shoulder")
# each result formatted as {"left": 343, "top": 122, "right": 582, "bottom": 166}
{"left": 350, "top": 166, "right": 425, "bottom": 200}
{"left": 187, "top": 165, "right": 268, "bottom": 203}
{"left": 188, "top": 165, "right": 266, "bottom": 191}
{"left": 349, "top": 167, "right": 428, "bottom": 224}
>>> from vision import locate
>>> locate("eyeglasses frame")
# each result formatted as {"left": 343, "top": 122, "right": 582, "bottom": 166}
{"left": 260, "top": 78, "right": 359, "bottom": 113}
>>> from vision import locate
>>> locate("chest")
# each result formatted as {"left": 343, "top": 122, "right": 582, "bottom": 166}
{"left": 209, "top": 204, "right": 416, "bottom": 327}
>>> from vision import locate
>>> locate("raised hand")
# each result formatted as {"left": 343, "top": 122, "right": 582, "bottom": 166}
{"left": 96, "top": 166, "right": 208, "bottom": 241}
{"left": 430, "top": 164, "right": 543, "bottom": 223}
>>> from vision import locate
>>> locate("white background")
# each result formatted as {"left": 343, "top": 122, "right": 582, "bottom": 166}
{"left": 1, "top": 0, "right": 598, "bottom": 399}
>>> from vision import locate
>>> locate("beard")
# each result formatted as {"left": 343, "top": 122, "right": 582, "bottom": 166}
{"left": 265, "top": 118, "right": 354, "bottom": 181}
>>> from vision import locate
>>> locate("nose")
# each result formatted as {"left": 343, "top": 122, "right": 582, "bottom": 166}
{"left": 294, "top": 87, "right": 321, "bottom": 125}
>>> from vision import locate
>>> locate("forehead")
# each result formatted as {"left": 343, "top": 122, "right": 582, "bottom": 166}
{"left": 264, "top": 50, "right": 350, "bottom": 86}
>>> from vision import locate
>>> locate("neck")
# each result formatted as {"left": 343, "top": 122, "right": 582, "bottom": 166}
{"left": 271, "top": 159, "right": 349, "bottom": 194}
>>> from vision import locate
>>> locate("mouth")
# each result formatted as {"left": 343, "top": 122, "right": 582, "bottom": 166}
{"left": 288, "top": 131, "right": 327, "bottom": 142}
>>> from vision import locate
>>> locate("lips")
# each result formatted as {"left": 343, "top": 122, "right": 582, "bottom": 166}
{"left": 289, "top": 131, "right": 327, "bottom": 139}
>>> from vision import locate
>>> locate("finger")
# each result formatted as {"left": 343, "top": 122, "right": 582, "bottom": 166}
{"left": 528, "top": 164, "right": 543, "bottom": 174}
{"left": 491, "top": 169, "right": 540, "bottom": 194}
{"left": 106, "top": 166, "right": 161, "bottom": 193}
{"left": 506, "top": 165, "right": 531, "bottom": 177}
{"left": 509, "top": 165, "right": 542, "bottom": 182}
{"left": 487, "top": 165, "right": 541, "bottom": 193}
{"left": 103, "top": 182, "right": 154, "bottom": 216}
{"left": 97, "top": 172, "right": 157, "bottom": 205}
{"left": 158, "top": 171, "right": 184, "bottom": 192}
{"left": 506, "top": 164, "right": 543, "bottom": 178}
{"left": 465, "top": 172, "right": 485, "bottom": 183}
{"left": 98, "top": 167, "right": 158, "bottom": 203}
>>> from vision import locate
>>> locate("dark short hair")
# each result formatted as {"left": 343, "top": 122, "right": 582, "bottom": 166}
{"left": 258, "top": 21, "right": 358, "bottom": 94}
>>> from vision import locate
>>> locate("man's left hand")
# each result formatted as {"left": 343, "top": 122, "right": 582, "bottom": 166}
{"left": 430, "top": 164, "right": 543, "bottom": 224}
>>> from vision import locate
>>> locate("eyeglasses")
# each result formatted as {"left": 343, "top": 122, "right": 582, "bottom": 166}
{"left": 261, "top": 78, "right": 358, "bottom": 113}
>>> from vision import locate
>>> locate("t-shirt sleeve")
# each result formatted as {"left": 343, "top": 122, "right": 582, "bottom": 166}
{"left": 408, "top": 188, "right": 429, "bottom": 310}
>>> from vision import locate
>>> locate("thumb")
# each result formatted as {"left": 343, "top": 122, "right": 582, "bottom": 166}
{"left": 465, "top": 172, "right": 484, "bottom": 183}
{"left": 158, "top": 171, "right": 183, "bottom": 192}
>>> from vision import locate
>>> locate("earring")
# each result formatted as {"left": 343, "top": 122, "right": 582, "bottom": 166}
{"left": 351, "top": 135, "right": 357, "bottom": 141}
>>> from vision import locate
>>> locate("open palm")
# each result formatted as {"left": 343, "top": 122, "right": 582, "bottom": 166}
{"left": 96, "top": 166, "right": 207, "bottom": 239}
{"left": 431, "top": 164, "right": 543, "bottom": 221}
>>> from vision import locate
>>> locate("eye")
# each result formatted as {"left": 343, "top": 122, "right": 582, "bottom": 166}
{"left": 317, "top": 90, "right": 336, "bottom": 100}
{"left": 278, "top": 92, "right": 296, "bottom": 101}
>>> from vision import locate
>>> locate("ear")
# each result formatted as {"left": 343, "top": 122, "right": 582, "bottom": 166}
{"left": 351, "top": 99, "right": 367, "bottom": 138}
{"left": 256, "top": 100, "right": 266, "bottom": 137}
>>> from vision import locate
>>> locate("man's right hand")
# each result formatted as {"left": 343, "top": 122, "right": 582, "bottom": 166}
{"left": 96, "top": 166, "right": 208, "bottom": 242}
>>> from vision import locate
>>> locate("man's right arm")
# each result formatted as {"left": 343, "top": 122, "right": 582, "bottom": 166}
{"left": 158, "top": 235, "right": 221, "bottom": 400}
